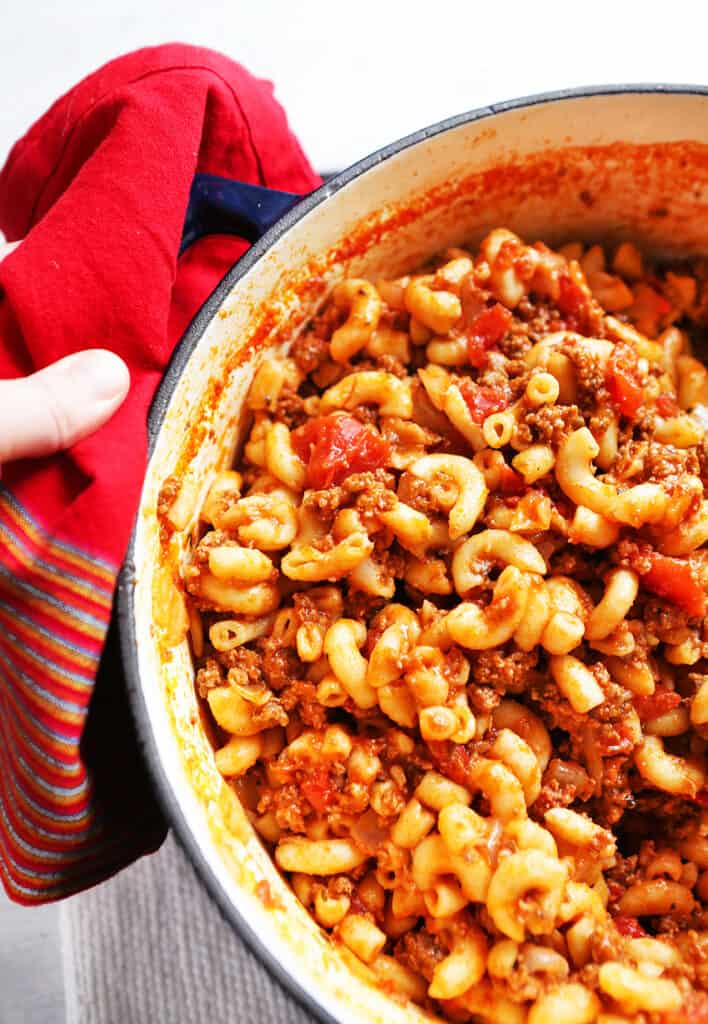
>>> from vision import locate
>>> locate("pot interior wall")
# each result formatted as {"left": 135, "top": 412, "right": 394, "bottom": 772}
{"left": 130, "top": 91, "right": 708, "bottom": 1024}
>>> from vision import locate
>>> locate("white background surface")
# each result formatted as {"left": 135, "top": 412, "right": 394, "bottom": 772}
{"left": 2, "top": 1, "right": 708, "bottom": 1021}
{"left": 3, "top": 0, "right": 708, "bottom": 175}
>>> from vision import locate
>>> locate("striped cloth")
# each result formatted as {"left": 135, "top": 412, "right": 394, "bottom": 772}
{"left": 0, "top": 484, "right": 166, "bottom": 903}
{"left": 0, "top": 44, "right": 320, "bottom": 904}
{"left": 0, "top": 486, "right": 116, "bottom": 901}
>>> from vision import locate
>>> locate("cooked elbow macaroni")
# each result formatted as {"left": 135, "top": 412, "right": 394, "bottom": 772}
{"left": 168, "top": 232, "right": 708, "bottom": 1021}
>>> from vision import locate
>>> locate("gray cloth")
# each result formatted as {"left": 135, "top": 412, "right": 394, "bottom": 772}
{"left": 61, "top": 832, "right": 313, "bottom": 1024}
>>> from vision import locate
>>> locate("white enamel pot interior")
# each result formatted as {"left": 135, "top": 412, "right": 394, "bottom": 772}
{"left": 119, "top": 87, "right": 708, "bottom": 1024}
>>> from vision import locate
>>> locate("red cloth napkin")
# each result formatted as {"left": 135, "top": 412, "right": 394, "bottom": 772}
{"left": 0, "top": 44, "right": 321, "bottom": 903}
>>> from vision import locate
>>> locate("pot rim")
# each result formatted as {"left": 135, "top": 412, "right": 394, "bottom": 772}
{"left": 117, "top": 82, "right": 708, "bottom": 1024}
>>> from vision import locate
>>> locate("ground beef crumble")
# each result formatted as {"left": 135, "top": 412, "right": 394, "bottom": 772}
{"left": 273, "top": 382, "right": 307, "bottom": 428}
{"left": 291, "top": 329, "right": 329, "bottom": 374}
{"left": 470, "top": 647, "right": 540, "bottom": 695}
{"left": 256, "top": 636, "right": 304, "bottom": 692}
{"left": 395, "top": 930, "right": 447, "bottom": 982}
{"left": 280, "top": 680, "right": 328, "bottom": 729}
{"left": 195, "top": 657, "right": 223, "bottom": 698}
{"left": 215, "top": 645, "right": 264, "bottom": 681}
{"left": 525, "top": 403, "right": 585, "bottom": 445}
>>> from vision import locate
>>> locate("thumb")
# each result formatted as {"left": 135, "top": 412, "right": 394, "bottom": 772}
{"left": 0, "top": 350, "right": 130, "bottom": 465}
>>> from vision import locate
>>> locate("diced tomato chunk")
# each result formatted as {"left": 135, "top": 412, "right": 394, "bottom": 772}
{"left": 498, "top": 465, "right": 527, "bottom": 496}
{"left": 556, "top": 273, "right": 589, "bottom": 324}
{"left": 605, "top": 343, "right": 644, "bottom": 419}
{"left": 623, "top": 543, "right": 706, "bottom": 618}
{"left": 292, "top": 413, "right": 390, "bottom": 489}
{"left": 642, "top": 551, "right": 707, "bottom": 619}
{"left": 613, "top": 915, "right": 648, "bottom": 938}
{"left": 301, "top": 766, "right": 337, "bottom": 812}
{"left": 466, "top": 303, "right": 512, "bottom": 367}
{"left": 656, "top": 392, "right": 679, "bottom": 418}
{"left": 633, "top": 684, "right": 682, "bottom": 722}
{"left": 458, "top": 379, "right": 511, "bottom": 425}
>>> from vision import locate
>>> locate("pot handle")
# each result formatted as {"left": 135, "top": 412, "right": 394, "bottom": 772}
{"left": 181, "top": 173, "right": 301, "bottom": 254}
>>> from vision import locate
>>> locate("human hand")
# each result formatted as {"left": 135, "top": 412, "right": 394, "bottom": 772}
{"left": 0, "top": 241, "right": 130, "bottom": 468}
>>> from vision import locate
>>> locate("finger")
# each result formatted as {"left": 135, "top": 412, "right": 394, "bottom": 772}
{"left": 0, "top": 240, "right": 20, "bottom": 261}
{"left": 0, "top": 350, "right": 130, "bottom": 465}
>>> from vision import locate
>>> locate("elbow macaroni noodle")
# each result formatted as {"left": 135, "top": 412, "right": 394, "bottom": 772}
{"left": 167, "top": 232, "right": 708, "bottom": 1020}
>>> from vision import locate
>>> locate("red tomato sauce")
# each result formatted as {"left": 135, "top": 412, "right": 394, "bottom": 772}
{"left": 301, "top": 765, "right": 337, "bottom": 812}
{"left": 426, "top": 740, "right": 471, "bottom": 787}
{"left": 633, "top": 685, "right": 682, "bottom": 722}
{"left": 613, "top": 915, "right": 648, "bottom": 938}
{"left": 656, "top": 392, "right": 679, "bottom": 417}
{"left": 660, "top": 1001, "right": 708, "bottom": 1024}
